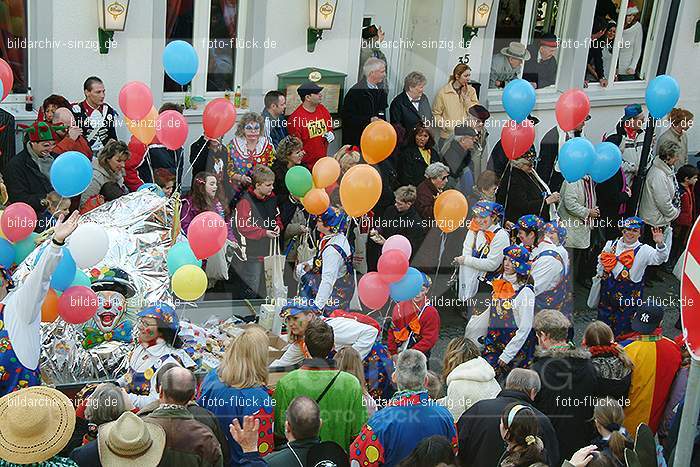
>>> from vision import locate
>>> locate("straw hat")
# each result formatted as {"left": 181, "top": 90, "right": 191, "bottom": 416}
{"left": 0, "top": 387, "right": 76, "bottom": 464}
{"left": 98, "top": 412, "right": 166, "bottom": 467}
{"left": 500, "top": 42, "right": 531, "bottom": 61}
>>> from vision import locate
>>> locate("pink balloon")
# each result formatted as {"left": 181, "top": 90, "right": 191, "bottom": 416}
{"left": 501, "top": 120, "right": 536, "bottom": 160}
{"left": 156, "top": 110, "right": 189, "bottom": 150}
{"left": 187, "top": 212, "right": 228, "bottom": 259}
{"left": 203, "top": 98, "right": 237, "bottom": 139}
{"left": 119, "top": 81, "right": 154, "bottom": 120}
{"left": 358, "top": 272, "right": 390, "bottom": 309}
{"left": 1, "top": 202, "right": 37, "bottom": 242}
{"left": 377, "top": 249, "right": 409, "bottom": 283}
{"left": 382, "top": 235, "right": 412, "bottom": 259}
{"left": 556, "top": 89, "right": 591, "bottom": 132}
{"left": 0, "top": 59, "right": 13, "bottom": 101}
{"left": 58, "top": 286, "right": 98, "bottom": 324}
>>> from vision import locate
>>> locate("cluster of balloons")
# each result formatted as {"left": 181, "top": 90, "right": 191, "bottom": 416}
{"left": 358, "top": 235, "right": 422, "bottom": 308}
{"left": 41, "top": 223, "right": 109, "bottom": 324}
{"left": 501, "top": 79, "right": 537, "bottom": 160}
{"left": 559, "top": 138, "right": 622, "bottom": 183}
{"left": 0, "top": 203, "right": 39, "bottom": 269}
{"left": 285, "top": 156, "right": 341, "bottom": 216}
{"left": 169, "top": 211, "right": 227, "bottom": 301}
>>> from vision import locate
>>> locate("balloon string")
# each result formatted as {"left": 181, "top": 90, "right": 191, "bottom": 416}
{"left": 503, "top": 163, "right": 513, "bottom": 219}
{"left": 432, "top": 232, "right": 447, "bottom": 286}
{"left": 177, "top": 137, "right": 208, "bottom": 193}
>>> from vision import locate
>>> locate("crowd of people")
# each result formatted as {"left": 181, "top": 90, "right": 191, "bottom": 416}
{"left": 0, "top": 9, "right": 696, "bottom": 466}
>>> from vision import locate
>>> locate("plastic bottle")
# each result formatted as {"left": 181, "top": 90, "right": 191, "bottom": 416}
{"left": 25, "top": 86, "right": 33, "bottom": 112}
{"left": 234, "top": 85, "right": 241, "bottom": 108}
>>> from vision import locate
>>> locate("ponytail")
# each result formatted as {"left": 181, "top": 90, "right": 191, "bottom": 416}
{"left": 607, "top": 426, "right": 628, "bottom": 464}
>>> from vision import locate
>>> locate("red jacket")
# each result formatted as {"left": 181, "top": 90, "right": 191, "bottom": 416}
{"left": 675, "top": 185, "right": 695, "bottom": 227}
{"left": 54, "top": 135, "right": 93, "bottom": 159}
{"left": 124, "top": 137, "right": 148, "bottom": 191}
{"left": 387, "top": 299, "right": 440, "bottom": 355}
{"left": 287, "top": 104, "right": 332, "bottom": 168}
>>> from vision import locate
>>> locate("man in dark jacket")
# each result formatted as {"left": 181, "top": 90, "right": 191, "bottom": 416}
{"left": 389, "top": 71, "right": 433, "bottom": 147}
{"left": 441, "top": 125, "right": 477, "bottom": 196}
{"left": 523, "top": 34, "right": 559, "bottom": 89}
{"left": 532, "top": 310, "right": 599, "bottom": 461}
{"left": 341, "top": 57, "right": 387, "bottom": 146}
{"left": 458, "top": 368, "right": 560, "bottom": 467}
{"left": 136, "top": 103, "right": 186, "bottom": 187}
{"left": 145, "top": 367, "right": 224, "bottom": 467}
{"left": 537, "top": 115, "right": 590, "bottom": 193}
{"left": 488, "top": 114, "right": 539, "bottom": 178}
{"left": 72, "top": 76, "right": 118, "bottom": 153}
{"left": 5, "top": 121, "right": 60, "bottom": 214}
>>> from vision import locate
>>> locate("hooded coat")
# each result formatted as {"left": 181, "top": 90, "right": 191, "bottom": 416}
{"left": 438, "top": 356, "right": 501, "bottom": 421}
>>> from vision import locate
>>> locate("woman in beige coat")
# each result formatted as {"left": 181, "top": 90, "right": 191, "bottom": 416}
{"left": 559, "top": 176, "right": 598, "bottom": 284}
{"left": 432, "top": 63, "right": 479, "bottom": 144}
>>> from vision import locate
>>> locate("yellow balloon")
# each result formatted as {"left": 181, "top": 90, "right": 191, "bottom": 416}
{"left": 172, "top": 264, "right": 208, "bottom": 301}
{"left": 0, "top": 211, "right": 5, "bottom": 240}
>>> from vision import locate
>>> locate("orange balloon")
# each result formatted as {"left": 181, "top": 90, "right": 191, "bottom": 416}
{"left": 339, "top": 164, "right": 382, "bottom": 217}
{"left": 41, "top": 289, "right": 60, "bottom": 323}
{"left": 302, "top": 188, "right": 330, "bottom": 215}
{"left": 126, "top": 106, "right": 158, "bottom": 144}
{"left": 360, "top": 120, "right": 397, "bottom": 164}
{"left": 434, "top": 190, "right": 468, "bottom": 233}
{"left": 312, "top": 157, "right": 341, "bottom": 188}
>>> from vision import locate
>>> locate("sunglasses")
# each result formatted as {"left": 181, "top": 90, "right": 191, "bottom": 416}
{"left": 244, "top": 124, "right": 260, "bottom": 131}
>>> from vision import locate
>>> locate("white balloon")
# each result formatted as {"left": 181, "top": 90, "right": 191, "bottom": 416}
{"left": 67, "top": 223, "right": 109, "bottom": 269}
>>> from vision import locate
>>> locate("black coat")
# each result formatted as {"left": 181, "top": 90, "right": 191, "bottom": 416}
{"left": 0, "top": 108, "right": 15, "bottom": 177}
{"left": 496, "top": 165, "right": 551, "bottom": 224}
{"left": 341, "top": 78, "right": 388, "bottom": 146}
{"left": 487, "top": 141, "right": 510, "bottom": 179}
{"left": 537, "top": 126, "right": 566, "bottom": 193}
{"left": 457, "top": 389, "right": 560, "bottom": 467}
{"left": 398, "top": 144, "right": 440, "bottom": 187}
{"left": 389, "top": 92, "right": 433, "bottom": 146}
{"left": 5, "top": 147, "right": 53, "bottom": 214}
{"left": 376, "top": 205, "right": 427, "bottom": 262}
{"left": 137, "top": 144, "right": 185, "bottom": 187}
{"left": 523, "top": 45, "right": 558, "bottom": 89}
{"left": 69, "top": 439, "right": 101, "bottom": 467}
{"left": 532, "top": 346, "right": 600, "bottom": 461}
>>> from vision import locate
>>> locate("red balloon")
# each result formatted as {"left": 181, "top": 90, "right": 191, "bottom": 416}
{"left": 187, "top": 212, "right": 228, "bottom": 259}
{"left": 358, "top": 272, "right": 390, "bottom": 309}
{"left": 501, "top": 120, "right": 536, "bottom": 160}
{"left": 119, "top": 81, "right": 154, "bottom": 120}
{"left": 58, "top": 286, "right": 98, "bottom": 324}
{"left": 156, "top": 110, "right": 189, "bottom": 150}
{"left": 0, "top": 59, "right": 13, "bottom": 101}
{"left": 556, "top": 89, "right": 591, "bottom": 132}
{"left": 377, "top": 249, "right": 409, "bottom": 283}
{"left": 203, "top": 98, "right": 237, "bottom": 139}
{"left": 1, "top": 202, "right": 37, "bottom": 242}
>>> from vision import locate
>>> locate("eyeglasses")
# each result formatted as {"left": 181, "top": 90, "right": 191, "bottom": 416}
{"left": 440, "top": 175, "right": 449, "bottom": 181}
{"left": 244, "top": 124, "right": 260, "bottom": 131}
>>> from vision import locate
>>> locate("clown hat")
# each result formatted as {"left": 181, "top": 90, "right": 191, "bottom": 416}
{"left": 90, "top": 267, "right": 137, "bottom": 298}
{"left": 619, "top": 216, "right": 644, "bottom": 230}
{"left": 517, "top": 214, "right": 544, "bottom": 232}
{"left": 473, "top": 201, "right": 504, "bottom": 219}
{"left": 504, "top": 245, "right": 531, "bottom": 275}
{"left": 18, "top": 120, "right": 65, "bottom": 143}
{"left": 138, "top": 303, "right": 179, "bottom": 333}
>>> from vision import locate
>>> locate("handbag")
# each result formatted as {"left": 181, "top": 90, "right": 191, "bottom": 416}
{"left": 295, "top": 232, "right": 317, "bottom": 267}
{"left": 205, "top": 241, "right": 231, "bottom": 283}
{"left": 587, "top": 275, "right": 601, "bottom": 309}
{"left": 264, "top": 240, "right": 287, "bottom": 300}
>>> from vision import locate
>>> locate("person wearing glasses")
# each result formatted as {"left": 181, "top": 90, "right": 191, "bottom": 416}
{"left": 415, "top": 162, "right": 450, "bottom": 222}
{"left": 226, "top": 112, "right": 275, "bottom": 205}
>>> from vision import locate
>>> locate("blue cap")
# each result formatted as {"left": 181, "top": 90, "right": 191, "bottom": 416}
{"left": 544, "top": 221, "right": 568, "bottom": 246}
{"left": 473, "top": 201, "right": 504, "bottom": 218}
{"left": 280, "top": 300, "right": 317, "bottom": 320}
{"left": 619, "top": 216, "right": 644, "bottom": 230}
{"left": 318, "top": 207, "right": 349, "bottom": 233}
{"left": 517, "top": 214, "right": 544, "bottom": 232}
{"left": 623, "top": 104, "right": 643, "bottom": 120}
{"left": 421, "top": 272, "right": 432, "bottom": 289}
{"left": 138, "top": 303, "right": 179, "bottom": 333}
{"left": 504, "top": 245, "right": 531, "bottom": 275}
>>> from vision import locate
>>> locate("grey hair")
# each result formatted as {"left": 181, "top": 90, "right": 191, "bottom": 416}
{"left": 235, "top": 112, "right": 266, "bottom": 138}
{"left": 505, "top": 368, "right": 542, "bottom": 395}
{"left": 84, "top": 383, "right": 129, "bottom": 425}
{"left": 363, "top": 57, "right": 385, "bottom": 78}
{"left": 425, "top": 162, "right": 450, "bottom": 179}
{"left": 404, "top": 71, "right": 427, "bottom": 91}
{"left": 657, "top": 140, "right": 682, "bottom": 162}
{"left": 395, "top": 349, "right": 428, "bottom": 391}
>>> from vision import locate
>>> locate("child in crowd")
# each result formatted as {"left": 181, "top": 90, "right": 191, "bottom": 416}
{"left": 234, "top": 165, "right": 283, "bottom": 298}
{"left": 591, "top": 397, "right": 634, "bottom": 466}
{"left": 468, "top": 170, "right": 500, "bottom": 216}
{"left": 154, "top": 168, "right": 176, "bottom": 198}
{"left": 498, "top": 403, "right": 547, "bottom": 467}
{"left": 100, "top": 181, "right": 126, "bottom": 202}
{"left": 425, "top": 370, "right": 443, "bottom": 400}
{"left": 38, "top": 191, "right": 71, "bottom": 231}
{"left": 335, "top": 347, "right": 378, "bottom": 417}
{"left": 670, "top": 164, "right": 698, "bottom": 268}
{"left": 388, "top": 273, "right": 440, "bottom": 359}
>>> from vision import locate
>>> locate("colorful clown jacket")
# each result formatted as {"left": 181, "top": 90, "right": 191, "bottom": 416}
{"left": 350, "top": 390, "right": 457, "bottom": 467}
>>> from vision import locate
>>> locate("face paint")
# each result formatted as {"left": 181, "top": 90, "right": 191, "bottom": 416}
{"left": 93, "top": 291, "right": 127, "bottom": 332}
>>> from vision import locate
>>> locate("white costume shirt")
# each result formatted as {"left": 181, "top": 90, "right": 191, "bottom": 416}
{"left": 531, "top": 240, "right": 565, "bottom": 296}
{"left": 117, "top": 339, "right": 196, "bottom": 409}
{"left": 596, "top": 239, "right": 670, "bottom": 283}
{"left": 5, "top": 243, "right": 63, "bottom": 370}
{"left": 269, "top": 317, "right": 379, "bottom": 368}
{"left": 295, "top": 233, "right": 351, "bottom": 310}
{"left": 458, "top": 224, "right": 510, "bottom": 300}
{"left": 464, "top": 277, "right": 535, "bottom": 364}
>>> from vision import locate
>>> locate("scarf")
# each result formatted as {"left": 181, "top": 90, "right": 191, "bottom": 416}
{"left": 27, "top": 144, "right": 53, "bottom": 180}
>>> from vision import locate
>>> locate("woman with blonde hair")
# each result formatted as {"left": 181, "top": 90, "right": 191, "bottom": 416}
{"left": 335, "top": 346, "right": 377, "bottom": 416}
{"left": 582, "top": 321, "right": 633, "bottom": 400}
{"left": 591, "top": 397, "right": 633, "bottom": 466}
{"left": 197, "top": 326, "right": 274, "bottom": 465}
{"left": 438, "top": 336, "right": 501, "bottom": 421}
{"left": 80, "top": 140, "right": 130, "bottom": 208}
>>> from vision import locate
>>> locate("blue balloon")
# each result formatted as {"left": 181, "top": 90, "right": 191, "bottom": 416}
{"left": 50, "top": 151, "right": 93, "bottom": 197}
{"left": 51, "top": 248, "right": 77, "bottom": 292}
{"left": 590, "top": 142, "right": 623, "bottom": 183}
{"left": 13, "top": 232, "right": 38, "bottom": 265}
{"left": 138, "top": 183, "right": 165, "bottom": 197}
{"left": 0, "top": 238, "right": 15, "bottom": 269}
{"left": 558, "top": 137, "right": 595, "bottom": 183}
{"left": 163, "top": 40, "right": 199, "bottom": 86}
{"left": 645, "top": 75, "right": 680, "bottom": 119}
{"left": 167, "top": 242, "right": 202, "bottom": 277}
{"left": 502, "top": 79, "right": 536, "bottom": 123}
{"left": 389, "top": 267, "right": 424, "bottom": 302}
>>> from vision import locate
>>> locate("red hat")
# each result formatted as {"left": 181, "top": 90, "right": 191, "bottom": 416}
{"left": 626, "top": 2, "right": 639, "bottom": 15}
{"left": 18, "top": 120, "right": 64, "bottom": 143}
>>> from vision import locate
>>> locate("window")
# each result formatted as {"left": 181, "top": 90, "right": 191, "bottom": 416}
{"left": 164, "top": 0, "right": 242, "bottom": 95}
{"left": 488, "top": 0, "right": 566, "bottom": 91}
{"left": 0, "top": 0, "right": 28, "bottom": 94}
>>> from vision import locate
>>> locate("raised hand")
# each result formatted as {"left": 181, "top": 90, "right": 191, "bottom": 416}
{"left": 230, "top": 416, "right": 260, "bottom": 454}
{"left": 53, "top": 210, "right": 80, "bottom": 243}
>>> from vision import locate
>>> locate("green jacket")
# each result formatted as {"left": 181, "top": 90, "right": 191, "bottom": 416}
{"left": 145, "top": 406, "right": 223, "bottom": 467}
{"left": 273, "top": 360, "right": 368, "bottom": 450}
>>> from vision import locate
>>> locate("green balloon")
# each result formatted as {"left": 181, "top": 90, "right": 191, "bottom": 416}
{"left": 13, "top": 233, "right": 39, "bottom": 265}
{"left": 167, "top": 242, "right": 202, "bottom": 277}
{"left": 71, "top": 269, "right": 92, "bottom": 287}
{"left": 285, "top": 166, "right": 313, "bottom": 197}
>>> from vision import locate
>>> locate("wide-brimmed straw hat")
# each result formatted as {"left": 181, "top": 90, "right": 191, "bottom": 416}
{"left": 98, "top": 412, "right": 166, "bottom": 467}
{"left": 501, "top": 42, "right": 531, "bottom": 61}
{"left": 0, "top": 386, "right": 76, "bottom": 464}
